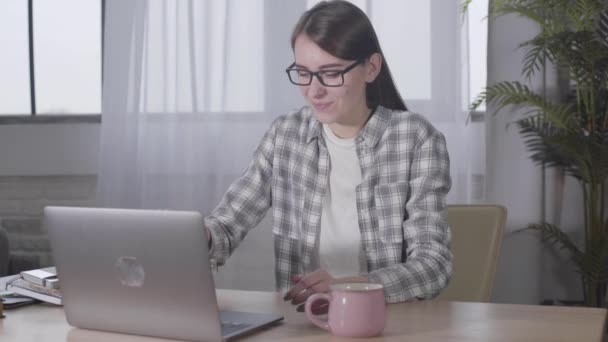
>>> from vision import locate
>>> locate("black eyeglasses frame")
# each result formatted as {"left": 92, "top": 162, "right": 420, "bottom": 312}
{"left": 285, "top": 58, "right": 365, "bottom": 87}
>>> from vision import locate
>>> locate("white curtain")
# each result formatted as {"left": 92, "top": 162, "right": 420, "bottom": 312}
{"left": 98, "top": 0, "right": 483, "bottom": 290}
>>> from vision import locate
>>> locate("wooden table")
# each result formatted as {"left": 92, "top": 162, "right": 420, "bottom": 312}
{"left": 0, "top": 289, "right": 605, "bottom": 341}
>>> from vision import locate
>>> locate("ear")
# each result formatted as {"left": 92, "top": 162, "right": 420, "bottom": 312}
{"left": 364, "top": 52, "right": 382, "bottom": 83}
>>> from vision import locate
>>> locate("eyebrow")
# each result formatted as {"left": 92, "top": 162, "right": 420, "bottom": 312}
{"left": 293, "top": 62, "right": 347, "bottom": 70}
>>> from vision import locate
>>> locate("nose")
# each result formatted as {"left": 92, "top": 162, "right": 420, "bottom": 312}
{"left": 308, "top": 75, "right": 327, "bottom": 98}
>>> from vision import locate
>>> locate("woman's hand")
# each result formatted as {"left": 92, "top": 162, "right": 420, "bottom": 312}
{"left": 283, "top": 270, "right": 369, "bottom": 314}
{"left": 283, "top": 269, "right": 334, "bottom": 314}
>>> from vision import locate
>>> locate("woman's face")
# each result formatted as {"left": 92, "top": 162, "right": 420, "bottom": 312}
{"left": 293, "top": 34, "right": 379, "bottom": 128}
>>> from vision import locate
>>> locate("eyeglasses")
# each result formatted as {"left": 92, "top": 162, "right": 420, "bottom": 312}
{"left": 285, "top": 59, "right": 364, "bottom": 87}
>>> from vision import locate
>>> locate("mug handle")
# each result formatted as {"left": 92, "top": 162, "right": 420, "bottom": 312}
{"left": 305, "top": 293, "right": 331, "bottom": 331}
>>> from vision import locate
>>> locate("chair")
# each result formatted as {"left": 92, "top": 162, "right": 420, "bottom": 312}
{"left": 0, "top": 227, "right": 8, "bottom": 276}
{"left": 436, "top": 205, "right": 506, "bottom": 302}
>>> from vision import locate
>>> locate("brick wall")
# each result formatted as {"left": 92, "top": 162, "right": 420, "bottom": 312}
{"left": 0, "top": 175, "right": 97, "bottom": 274}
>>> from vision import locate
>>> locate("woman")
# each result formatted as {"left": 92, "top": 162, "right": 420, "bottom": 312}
{"left": 205, "top": 0, "right": 452, "bottom": 312}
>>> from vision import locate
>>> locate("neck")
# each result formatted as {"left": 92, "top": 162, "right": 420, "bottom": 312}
{"left": 328, "top": 106, "right": 373, "bottom": 139}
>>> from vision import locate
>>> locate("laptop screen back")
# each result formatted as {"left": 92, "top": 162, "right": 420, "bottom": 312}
{"left": 45, "top": 206, "right": 223, "bottom": 342}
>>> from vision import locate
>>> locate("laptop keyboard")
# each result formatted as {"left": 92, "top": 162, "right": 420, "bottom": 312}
{"left": 221, "top": 321, "right": 252, "bottom": 336}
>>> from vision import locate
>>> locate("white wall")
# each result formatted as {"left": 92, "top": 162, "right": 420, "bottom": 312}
{"left": 0, "top": 124, "right": 100, "bottom": 176}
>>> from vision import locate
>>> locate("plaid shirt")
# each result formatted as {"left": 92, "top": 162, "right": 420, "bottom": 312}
{"left": 205, "top": 105, "right": 452, "bottom": 303}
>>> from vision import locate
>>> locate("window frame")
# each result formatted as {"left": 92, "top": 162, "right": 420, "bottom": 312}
{"left": 0, "top": 0, "right": 104, "bottom": 124}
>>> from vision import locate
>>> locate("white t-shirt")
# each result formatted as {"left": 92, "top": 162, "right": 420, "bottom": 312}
{"left": 318, "top": 124, "right": 365, "bottom": 277}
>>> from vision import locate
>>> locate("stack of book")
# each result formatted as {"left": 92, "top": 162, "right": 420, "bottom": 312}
{"left": 5, "top": 269, "right": 62, "bottom": 305}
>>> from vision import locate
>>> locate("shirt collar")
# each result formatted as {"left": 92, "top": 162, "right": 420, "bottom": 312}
{"left": 306, "top": 105, "right": 392, "bottom": 148}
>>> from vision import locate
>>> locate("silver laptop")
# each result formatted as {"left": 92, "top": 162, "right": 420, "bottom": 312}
{"left": 44, "top": 206, "right": 283, "bottom": 341}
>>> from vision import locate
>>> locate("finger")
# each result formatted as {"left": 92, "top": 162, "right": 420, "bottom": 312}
{"left": 283, "top": 283, "right": 304, "bottom": 301}
{"left": 291, "top": 287, "right": 315, "bottom": 306}
{"left": 291, "top": 279, "right": 333, "bottom": 305}
{"left": 284, "top": 275, "right": 307, "bottom": 300}
{"left": 309, "top": 280, "right": 332, "bottom": 293}
{"left": 285, "top": 269, "right": 331, "bottom": 300}
{"left": 284, "top": 271, "right": 323, "bottom": 300}
{"left": 284, "top": 281, "right": 308, "bottom": 301}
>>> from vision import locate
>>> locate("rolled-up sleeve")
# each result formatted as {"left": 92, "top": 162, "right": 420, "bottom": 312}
{"left": 367, "top": 131, "right": 452, "bottom": 303}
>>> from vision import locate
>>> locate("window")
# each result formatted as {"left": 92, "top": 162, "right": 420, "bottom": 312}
{"left": 0, "top": 0, "right": 101, "bottom": 116}
{"left": 465, "top": 0, "right": 488, "bottom": 112}
{"left": 0, "top": 0, "right": 30, "bottom": 115}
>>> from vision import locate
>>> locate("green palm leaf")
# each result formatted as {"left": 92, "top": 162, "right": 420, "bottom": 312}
{"left": 525, "top": 222, "right": 608, "bottom": 282}
{"left": 599, "top": 10, "right": 608, "bottom": 47}
{"left": 516, "top": 116, "right": 572, "bottom": 168}
{"left": 575, "top": 232, "right": 608, "bottom": 282}
{"left": 461, "top": 0, "right": 473, "bottom": 14}
{"left": 484, "top": 81, "right": 576, "bottom": 129}
{"left": 491, "top": 2, "right": 545, "bottom": 25}
{"left": 525, "top": 222, "right": 584, "bottom": 261}
{"left": 520, "top": 38, "right": 550, "bottom": 79}
{"left": 543, "top": 134, "right": 596, "bottom": 181}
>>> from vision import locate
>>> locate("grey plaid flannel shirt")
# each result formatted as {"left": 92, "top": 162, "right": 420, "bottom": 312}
{"left": 205, "top": 105, "right": 452, "bottom": 303}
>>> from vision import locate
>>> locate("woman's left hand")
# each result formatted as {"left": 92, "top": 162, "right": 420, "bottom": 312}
{"left": 283, "top": 270, "right": 370, "bottom": 313}
{"left": 283, "top": 269, "right": 334, "bottom": 313}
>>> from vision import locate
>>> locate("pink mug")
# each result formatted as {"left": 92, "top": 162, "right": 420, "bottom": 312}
{"left": 304, "top": 283, "right": 386, "bottom": 337}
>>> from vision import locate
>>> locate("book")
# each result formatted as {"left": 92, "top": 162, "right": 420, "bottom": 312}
{"left": 5, "top": 278, "right": 62, "bottom": 305}
{"left": 21, "top": 269, "right": 60, "bottom": 289}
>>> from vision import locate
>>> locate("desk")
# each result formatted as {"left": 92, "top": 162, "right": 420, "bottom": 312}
{"left": 0, "top": 288, "right": 606, "bottom": 341}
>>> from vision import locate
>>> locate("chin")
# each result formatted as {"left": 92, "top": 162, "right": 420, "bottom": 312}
{"left": 310, "top": 104, "right": 338, "bottom": 121}
{"left": 312, "top": 110, "right": 339, "bottom": 124}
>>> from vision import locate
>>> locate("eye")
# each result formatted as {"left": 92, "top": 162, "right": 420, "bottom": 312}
{"left": 321, "top": 71, "right": 341, "bottom": 78}
{"left": 297, "top": 70, "right": 311, "bottom": 77}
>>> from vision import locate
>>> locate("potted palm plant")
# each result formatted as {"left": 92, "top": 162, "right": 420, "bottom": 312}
{"left": 463, "top": 0, "right": 608, "bottom": 307}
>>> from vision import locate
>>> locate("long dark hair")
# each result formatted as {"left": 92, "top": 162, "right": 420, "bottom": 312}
{"left": 291, "top": 0, "right": 407, "bottom": 111}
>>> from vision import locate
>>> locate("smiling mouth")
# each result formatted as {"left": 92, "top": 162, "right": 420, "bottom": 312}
{"left": 313, "top": 102, "right": 333, "bottom": 111}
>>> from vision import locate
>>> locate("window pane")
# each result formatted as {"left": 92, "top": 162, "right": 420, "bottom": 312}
{"left": 372, "top": 0, "right": 431, "bottom": 100}
{"left": 224, "top": 0, "right": 264, "bottom": 112}
{"left": 0, "top": 0, "right": 31, "bottom": 115}
{"left": 468, "top": 0, "right": 488, "bottom": 111}
{"left": 34, "top": 0, "right": 101, "bottom": 114}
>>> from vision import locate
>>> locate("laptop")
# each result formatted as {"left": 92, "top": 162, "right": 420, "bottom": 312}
{"left": 44, "top": 206, "right": 283, "bottom": 341}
